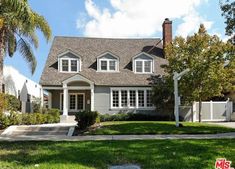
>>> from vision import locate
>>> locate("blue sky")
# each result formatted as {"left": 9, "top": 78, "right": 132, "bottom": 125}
{"left": 4, "top": 0, "right": 228, "bottom": 83}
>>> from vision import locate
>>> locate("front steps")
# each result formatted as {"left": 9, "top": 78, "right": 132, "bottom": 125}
{"left": 60, "top": 115, "right": 76, "bottom": 124}
{"left": 1, "top": 125, "right": 74, "bottom": 136}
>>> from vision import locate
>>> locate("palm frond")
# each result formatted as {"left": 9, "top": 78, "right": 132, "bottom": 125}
{"left": 17, "top": 37, "right": 37, "bottom": 74}
{"left": 33, "top": 12, "right": 51, "bottom": 41}
{"left": 6, "top": 30, "right": 16, "bottom": 57}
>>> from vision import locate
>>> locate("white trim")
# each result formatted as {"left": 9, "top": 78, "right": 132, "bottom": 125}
{"left": 63, "top": 74, "right": 94, "bottom": 85}
{"left": 96, "top": 52, "right": 120, "bottom": 72}
{"left": 132, "top": 52, "right": 154, "bottom": 74}
{"left": 59, "top": 58, "right": 80, "bottom": 73}
{"left": 43, "top": 86, "right": 92, "bottom": 90}
{"left": 110, "top": 87, "right": 155, "bottom": 110}
{"left": 60, "top": 93, "right": 85, "bottom": 112}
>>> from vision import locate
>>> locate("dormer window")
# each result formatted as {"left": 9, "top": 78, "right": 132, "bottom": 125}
{"left": 58, "top": 51, "right": 81, "bottom": 73}
{"left": 97, "top": 52, "right": 119, "bottom": 72}
{"left": 133, "top": 52, "right": 154, "bottom": 74}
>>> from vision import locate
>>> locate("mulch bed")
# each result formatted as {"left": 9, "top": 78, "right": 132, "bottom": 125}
{"left": 73, "top": 123, "right": 102, "bottom": 136}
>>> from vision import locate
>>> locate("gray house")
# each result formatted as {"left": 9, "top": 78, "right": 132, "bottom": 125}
{"left": 40, "top": 19, "right": 172, "bottom": 118}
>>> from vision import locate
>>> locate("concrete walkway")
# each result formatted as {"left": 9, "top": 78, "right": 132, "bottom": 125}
{"left": 207, "top": 122, "right": 235, "bottom": 129}
{"left": 0, "top": 132, "right": 235, "bottom": 141}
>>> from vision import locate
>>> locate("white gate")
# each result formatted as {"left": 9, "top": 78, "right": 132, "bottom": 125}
{"left": 193, "top": 100, "right": 233, "bottom": 122}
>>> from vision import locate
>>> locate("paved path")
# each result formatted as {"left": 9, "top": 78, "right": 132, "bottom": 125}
{"left": 0, "top": 132, "right": 235, "bottom": 141}
{"left": 207, "top": 122, "right": 235, "bottom": 129}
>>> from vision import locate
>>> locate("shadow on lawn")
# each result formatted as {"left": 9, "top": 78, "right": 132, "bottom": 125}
{"left": 88, "top": 122, "right": 235, "bottom": 135}
{"left": 0, "top": 139, "right": 234, "bottom": 169}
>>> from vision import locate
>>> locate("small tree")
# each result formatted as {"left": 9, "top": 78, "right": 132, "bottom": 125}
{"left": 163, "top": 24, "right": 235, "bottom": 122}
{"left": 220, "top": 0, "right": 235, "bottom": 44}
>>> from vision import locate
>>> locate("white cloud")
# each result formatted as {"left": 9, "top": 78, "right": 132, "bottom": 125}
{"left": 77, "top": 0, "right": 213, "bottom": 38}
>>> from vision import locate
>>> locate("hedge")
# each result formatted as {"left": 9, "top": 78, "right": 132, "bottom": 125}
{"left": 0, "top": 108, "right": 60, "bottom": 129}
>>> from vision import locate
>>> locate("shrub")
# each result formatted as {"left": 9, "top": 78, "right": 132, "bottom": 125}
{"left": 75, "top": 111, "right": 99, "bottom": 130}
{"left": 32, "top": 97, "right": 41, "bottom": 113}
{"left": 99, "top": 112, "right": 175, "bottom": 122}
{"left": 0, "top": 108, "right": 60, "bottom": 129}
{"left": 4, "top": 94, "right": 21, "bottom": 112}
{"left": 47, "top": 108, "right": 60, "bottom": 123}
{"left": 0, "top": 93, "right": 8, "bottom": 113}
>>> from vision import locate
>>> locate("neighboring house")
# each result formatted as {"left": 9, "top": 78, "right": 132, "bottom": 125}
{"left": 3, "top": 65, "right": 42, "bottom": 113}
{"left": 40, "top": 19, "right": 172, "bottom": 117}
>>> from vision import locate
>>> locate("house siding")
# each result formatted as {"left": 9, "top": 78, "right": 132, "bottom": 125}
{"left": 94, "top": 86, "right": 156, "bottom": 115}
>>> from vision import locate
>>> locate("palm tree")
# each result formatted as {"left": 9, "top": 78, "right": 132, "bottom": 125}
{"left": 0, "top": 0, "right": 51, "bottom": 92}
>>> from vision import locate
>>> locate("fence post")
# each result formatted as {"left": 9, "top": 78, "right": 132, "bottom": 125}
{"left": 192, "top": 102, "right": 196, "bottom": 122}
{"left": 226, "top": 98, "right": 230, "bottom": 121}
{"left": 210, "top": 100, "right": 213, "bottom": 121}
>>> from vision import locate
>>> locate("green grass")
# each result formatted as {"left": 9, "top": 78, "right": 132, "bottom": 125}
{"left": 0, "top": 140, "right": 234, "bottom": 169}
{"left": 85, "top": 121, "right": 235, "bottom": 135}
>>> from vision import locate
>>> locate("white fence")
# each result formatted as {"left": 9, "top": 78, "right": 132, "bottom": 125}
{"left": 179, "top": 99, "right": 233, "bottom": 122}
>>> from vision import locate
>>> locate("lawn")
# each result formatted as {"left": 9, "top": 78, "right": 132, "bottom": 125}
{"left": 85, "top": 121, "right": 235, "bottom": 135}
{"left": 0, "top": 139, "right": 234, "bottom": 169}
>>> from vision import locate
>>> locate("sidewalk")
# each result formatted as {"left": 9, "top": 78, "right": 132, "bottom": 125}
{"left": 1, "top": 132, "right": 235, "bottom": 141}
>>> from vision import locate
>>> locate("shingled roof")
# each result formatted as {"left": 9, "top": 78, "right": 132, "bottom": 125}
{"left": 40, "top": 36, "right": 168, "bottom": 86}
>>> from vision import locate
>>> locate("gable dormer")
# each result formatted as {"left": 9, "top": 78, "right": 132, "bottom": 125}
{"left": 97, "top": 52, "right": 119, "bottom": 72}
{"left": 58, "top": 50, "right": 81, "bottom": 73}
{"left": 132, "top": 52, "right": 154, "bottom": 74}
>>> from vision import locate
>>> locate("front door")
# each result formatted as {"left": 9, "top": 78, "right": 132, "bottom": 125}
{"left": 77, "top": 93, "right": 85, "bottom": 111}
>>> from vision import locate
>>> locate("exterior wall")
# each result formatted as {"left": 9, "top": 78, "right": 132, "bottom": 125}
{"left": 49, "top": 89, "right": 91, "bottom": 115}
{"left": 3, "top": 65, "right": 42, "bottom": 113}
{"left": 94, "top": 86, "right": 156, "bottom": 115}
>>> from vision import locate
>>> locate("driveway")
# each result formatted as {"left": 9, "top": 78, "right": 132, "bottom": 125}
{"left": 208, "top": 122, "right": 235, "bottom": 129}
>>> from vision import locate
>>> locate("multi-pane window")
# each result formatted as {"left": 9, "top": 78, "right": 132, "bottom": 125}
{"left": 71, "top": 60, "right": 78, "bottom": 72}
{"left": 62, "top": 60, "right": 69, "bottom": 71}
{"left": 60, "top": 59, "right": 79, "bottom": 72}
{"left": 69, "top": 94, "right": 76, "bottom": 110}
{"left": 111, "top": 89, "right": 153, "bottom": 109}
{"left": 129, "top": 90, "right": 136, "bottom": 107}
{"left": 147, "top": 90, "right": 153, "bottom": 107}
{"left": 136, "top": 61, "right": 143, "bottom": 73}
{"left": 109, "top": 60, "right": 116, "bottom": 71}
{"left": 144, "top": 61, "right": 151, "bottom": 73}
{"left": 121, "top": 90, "right": 128, "bottom": 107}
{"left": 135, "top": 60, "right": 152, "bottom": 73}
{"left": 112, "top": 90, "right": 119, "bottom": 107}
{"left": 100, "top": 59, "right": 117, "bottom": 71}
{"left": 77, "top": 94, "right": 84, "bottom": 110}
{"left": 60, "top": 93, "right": 85, "bottom": 111}
{"left": 101, "top": 60, "right": 108, "bottom": 70}
{"left": 138, "top": 90, "right": 145, "bottom": 107}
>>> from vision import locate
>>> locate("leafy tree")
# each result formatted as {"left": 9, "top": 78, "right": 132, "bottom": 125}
{"left": 152, "top": 75, "right": 174, "bottom": 115}
{"left": 157, "top": 24, "right": 235, "bottom": 122}
{"left": 0, "top": 0, "right": 51, "bottom": 92}
{"left": 220, "top": 0, "right": 235, "bottom": 44}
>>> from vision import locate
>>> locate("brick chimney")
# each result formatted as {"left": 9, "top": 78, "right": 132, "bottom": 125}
{"left": 162, "top": 18, "right": 172, "bottom": 52}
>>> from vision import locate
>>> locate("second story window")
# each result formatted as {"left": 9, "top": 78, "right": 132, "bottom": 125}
{"left": 62, "top": 60, "right": 69, "bottom": 71}
{"left": 97, "top": 52, "right": 119, "bottom": 72}
{"left": 133, "top": 53, "right": 154, "bottom": 74}
{"left": 60, "top": 58, "right": 79, "bottom": 73}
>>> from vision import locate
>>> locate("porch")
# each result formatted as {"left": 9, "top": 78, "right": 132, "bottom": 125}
{"left": 41, "top": 74, "right": 94, "bottom": 116}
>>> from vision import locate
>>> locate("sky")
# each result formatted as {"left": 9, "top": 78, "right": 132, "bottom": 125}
{"left": 4, "top": 0, "right": 229, "bottom": 83}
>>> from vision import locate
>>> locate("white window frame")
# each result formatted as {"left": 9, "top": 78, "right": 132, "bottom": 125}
{"left": 60, "top": 93, "right": 85, "bottom": 112}
{"left": 98, "top": 59, "right": 118, "bottom": 72}
{"left": 59, "top": 58, "right": 80, "bottom": 73}
{"left": 134, "top": 59, "right": 153, "bottom": 74}
{"left": 110, "top": 88, "right": 155, "bottom": 110}
{"left": 96, "top": 52, "right": 119, "bottom": 72}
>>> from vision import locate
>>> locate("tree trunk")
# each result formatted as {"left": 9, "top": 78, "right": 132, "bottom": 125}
{"left": 199, "top": 99, "right": 202, "bottom": 122}
{"left": 0, "top": 28, "right": 5, "bottom": 93}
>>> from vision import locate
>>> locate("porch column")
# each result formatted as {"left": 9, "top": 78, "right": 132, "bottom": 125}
{"left": 63, "top": 84, "right": 68, "bottom": 116}
{"left": 91, "top": 84, "right": 94, "bottom": 111}
{"left": 48, "top": 92, "right": 52, "bottom": 109}
{"left": 40, "top": 87, "right": 44, "bottom": 108}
